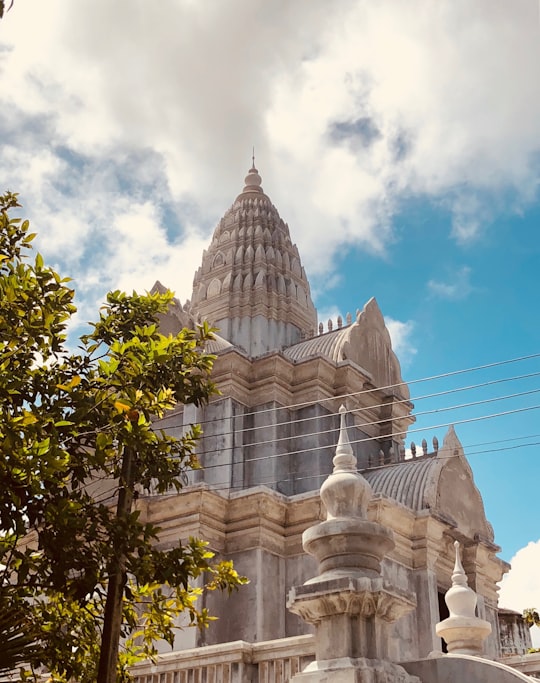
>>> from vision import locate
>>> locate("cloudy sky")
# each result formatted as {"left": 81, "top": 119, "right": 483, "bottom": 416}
{"left": 1, "top": 0, "right": 540, "bottom": 623}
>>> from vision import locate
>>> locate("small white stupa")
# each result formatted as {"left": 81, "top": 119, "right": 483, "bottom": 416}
{"left": 436, "top": 540, "right": 492, "bottom": 656}
{"left": 287, "top": 405, "right": 418, "bottom": 682}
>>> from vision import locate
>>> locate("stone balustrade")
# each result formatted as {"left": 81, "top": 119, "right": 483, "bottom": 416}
{"left": 131, "top": 634, "right": 315, "bottom": 683}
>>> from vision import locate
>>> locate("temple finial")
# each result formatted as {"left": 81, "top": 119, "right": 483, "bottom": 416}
{"left": 335, "top": 404, "right": 354, "bottom": 467}
{"left": 242, "top": 154, "right": 263, "bottom": 193}
{"left": 451, "top": 540, "right": 468, "bottom": 587}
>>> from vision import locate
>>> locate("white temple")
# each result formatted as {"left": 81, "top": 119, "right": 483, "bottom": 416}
{"left": 131, "top": 164, "right": 536, "bottom": 682}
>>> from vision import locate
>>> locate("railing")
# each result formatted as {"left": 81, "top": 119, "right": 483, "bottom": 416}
{"left": 131, "top": 634, "right": 315, "bottom": 683}
{"left": 501, "top": 651, "right": 540, "bottom": 680}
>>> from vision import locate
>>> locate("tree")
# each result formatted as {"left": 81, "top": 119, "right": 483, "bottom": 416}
{"left": 523, "top": 608, "right": 540, "bottom": 628}
{"left": 0, "top": 192, "right": 246, "bottom": 682}
{"left": 523, "top": 609, "right": 540, "bottom": 654}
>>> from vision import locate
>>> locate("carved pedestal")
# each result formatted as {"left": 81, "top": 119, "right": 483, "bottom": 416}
{"left": 288, "top": 576, "right": 419, "bottom": 682}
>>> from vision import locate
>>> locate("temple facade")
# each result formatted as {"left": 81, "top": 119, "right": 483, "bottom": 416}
{"left": 132, "top": 164, "right": 535, "bottom": 681}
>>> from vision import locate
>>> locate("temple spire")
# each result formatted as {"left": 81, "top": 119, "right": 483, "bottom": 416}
{"left": 241, "top": 162, "right": 263, "bottom": 194}
{"left": 189, "top": 163, "right": 317, "bottom": 356}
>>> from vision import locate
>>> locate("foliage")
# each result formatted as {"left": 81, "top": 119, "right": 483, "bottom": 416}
{"left": 524, "top": 608, "right": 540, "bottom": 628}
{"left": 0, "top": 192, "right": 246, "bottom": 682}
{"left": 523, "top": 609, "right": 540, "bottom": 654}
{"left": 0, "top": 592, "right": 39, "bottom": 676}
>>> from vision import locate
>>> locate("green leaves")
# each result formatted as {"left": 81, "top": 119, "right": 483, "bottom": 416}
{"left": 523, "top": 608, "right": 540, "bottom": 627}
{"left": 0, "top": 193, "right": 245, "bottom": 682}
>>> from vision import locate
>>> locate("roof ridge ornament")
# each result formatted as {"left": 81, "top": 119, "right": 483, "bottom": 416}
{"left": 450, "top": 540, "right": 469, "bottom": 590}
{"left": 242, "top": 159, "right": 263, "bottom": 194}
{"left": 334, "top": 404, "right": 356, "bottom": 471}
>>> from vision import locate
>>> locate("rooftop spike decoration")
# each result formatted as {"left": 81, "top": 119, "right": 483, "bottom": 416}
{"left": 450, "top": 540, "right": 470, "bottom": 595}
{"left": 435, "top": 541, "right": 492, "bottom": 656}
{"left": 242, "top": 164, "right": 263, "bottom": 194}
{"left": 333, "top": 404, "right": 355, "bottom": 469}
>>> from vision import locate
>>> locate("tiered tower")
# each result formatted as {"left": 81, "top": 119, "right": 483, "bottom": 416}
{"left": 141, "top": 161, "right": 514, "bottom": 669}
{"left": 190, "top": 164, "right": 317, "bottom": 356}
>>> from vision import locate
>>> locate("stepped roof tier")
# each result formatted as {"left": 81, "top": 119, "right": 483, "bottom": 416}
{"left": 188, "top": 164, "right": 317, "bottom": 357}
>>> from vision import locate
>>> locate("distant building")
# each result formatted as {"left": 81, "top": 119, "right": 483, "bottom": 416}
{"left": 133, "top": 164, "right": 534, "bottom": 681}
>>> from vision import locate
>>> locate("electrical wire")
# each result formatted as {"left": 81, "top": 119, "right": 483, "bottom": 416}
{"left": 69, "top": 355, "right": 540, "bottom": 502}
{"left": 140, "top": 440, "right": 540, "bottom": 497}
{"left": 188, "top": 401, "right": 540, "bottom": 472}
{"left": 153, "top": 364, "right": 540, "bottom": 445}
{"left": 154, "top": 352, "right": 540, "bottom": 428}
{"left": 190, "top": 385, "right": 540, "bottom": 460}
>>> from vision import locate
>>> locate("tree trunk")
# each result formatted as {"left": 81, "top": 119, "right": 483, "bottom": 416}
{"left": 97, "top": 447, "right": 134, "bottom": 683}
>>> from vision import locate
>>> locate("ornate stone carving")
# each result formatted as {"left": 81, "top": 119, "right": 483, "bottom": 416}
{"left": 288, "top": 407, "right": 416, "bottom": 679}
{"left": 190, "top": 164, "right": 317, "bottom": 356}
{"left": 289, "top": 577, "right": 416, "bottom": 625}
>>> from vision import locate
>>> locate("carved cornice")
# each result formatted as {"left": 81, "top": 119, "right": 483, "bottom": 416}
{"left": 288, "top": 576, "right": 416, "bottom": 625}
{"left": 208, "top": 349, "right": 414, "bottom": 436}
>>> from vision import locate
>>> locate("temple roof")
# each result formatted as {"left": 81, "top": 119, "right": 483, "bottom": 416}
{"left": 188, "top": 164, "right": 317, "bottom": 355}
{"left": 284, "top": 323, "right": 353, "bottom": 364}
{"left": 205, "top": 334, "right": 233, "bottom": 354}
{"left": 364, "top": 426, "right": 495, "bottom": 542}
{"left": 364, "top": 456, "right": 438, "bottom": 511}
{"left": 285, "top": 298, "right": 410, "bottom": 400}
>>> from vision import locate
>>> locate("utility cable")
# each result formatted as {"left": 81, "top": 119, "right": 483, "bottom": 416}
{"left": 192, "top": 385, "right": 540, "bottom": 459}
{"left": 154, "top": 362, "right": 540, "bottom": 440}
{"left": 140, "top": 439, "right": 540, "bottom": 497}
{"left": 154, "top": 367, "right": 540, "bottom": 445}
{"left": 193, "top": 402, "right": 540, "bottom": 470}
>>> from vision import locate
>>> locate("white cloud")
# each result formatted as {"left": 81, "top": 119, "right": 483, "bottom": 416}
{"left": 384, "top": 317, "right": 417, "bottom": 365}
{"left": 1, "top": 0, "right": 540, "bottom": 309}
{"left": 499, "top": 539, "right": 540, "bottom": 648}
{"left": 428, "top": 266, "right": 473, "bottom": 301}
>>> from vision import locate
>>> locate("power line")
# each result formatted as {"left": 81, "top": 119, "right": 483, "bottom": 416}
{"left": 193, "top": 401, "right": 540, "bottom": 472}
{"left": 89, "top": 433, "right": 540, "bottom": 505}
{"left": 140, "top": 440, "right": 540, "bottom": 497}
{"left": 154, "top": 351, "right": 540, "bottom": 428}
{"left": 90, "top": 433, "right": 540, "bottom": 502}
{"left": 192, "top": 385, "right": 540, "bottom": 459}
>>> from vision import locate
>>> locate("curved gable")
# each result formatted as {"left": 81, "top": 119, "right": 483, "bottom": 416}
{"left": 365, "top": 426, "right": 494, "bottom": 542}
{"left": 342, "top": 298, "right": 409, "bottom": 399}
{"left": 284, "top": 298, "right": 409, "bottom": 400}
{"left": 433, "top": 426, "right": 494, "bottom": 541}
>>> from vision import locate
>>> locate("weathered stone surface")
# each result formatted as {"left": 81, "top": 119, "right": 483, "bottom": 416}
{"left": 293, "top": 657, "right": 421, "bottom": 683}
{"left": 402, "top": 653, "right": 537, "bottom": 683}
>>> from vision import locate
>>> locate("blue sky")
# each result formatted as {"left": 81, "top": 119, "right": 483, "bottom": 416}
{"left": 1, "top": 0, "right": 539, "bottom": 620}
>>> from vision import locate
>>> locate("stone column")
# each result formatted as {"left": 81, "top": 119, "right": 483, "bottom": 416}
{"left": 287, "top": 406, "right": 420, "bottom": 683}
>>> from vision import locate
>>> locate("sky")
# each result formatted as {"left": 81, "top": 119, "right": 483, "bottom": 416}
{"left": 1, "top": 0, "right": 539, "bottom": 631}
